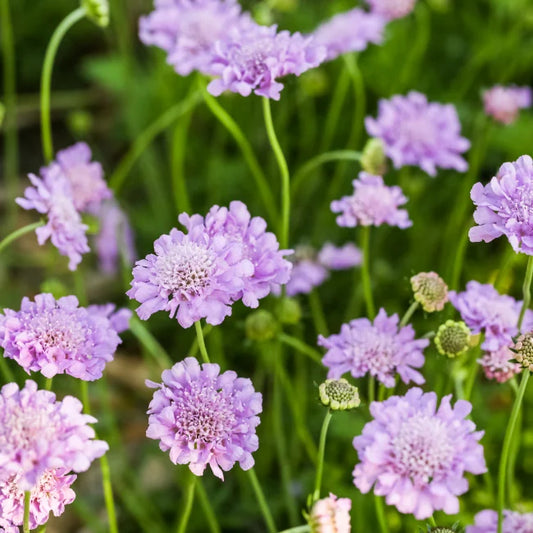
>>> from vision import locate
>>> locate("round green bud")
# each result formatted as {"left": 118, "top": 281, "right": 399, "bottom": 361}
{"left": 361, "top": 138, "right": 387, "bottom": 176}
{"left": 434, "top": 320, "right": 472, "bottom": 358}
{"left": 319, "top": 378, "right": 360, "bottom": 411}
{"left": 276, "top": 298, "right": 302, "bottom": 325}
{"left": 82, "top": 0, "right": 109, "bottom": 27}
{"left": 245, "top": 310, "right": 278, "bottom": 342}
{"left": 410, "top": 271, "right": 449, "bottom": 312}
{"left": 430, "top": 529, "right": 457, "bottom": 533}
{"left": 513, "top": 332, "right": 533, "bottom": 372}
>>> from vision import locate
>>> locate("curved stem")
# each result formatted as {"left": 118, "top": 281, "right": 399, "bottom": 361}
{"left": 277, "top": 333, "right": 323, "bottom": 365}
{"left": 246, "top": 468, "right": 277, "bottom": 533}
{"left": 40, "top": 7, "right": 86, "bottom": 163}
{"left": 312, "top": 410, "right": 332, "bottom": 502}
{"left": 176, "top": 475, "right": 197, "bottom": 533}
{"left": 130, "top": 316, "right": 173, "bottom": 370}
{"left": 109, "top": 91, "right": 203, "bottom": 193}
{"left": 262, "top": 97, "right": 291, "bottom": 250}
{"left": 399, "top": 301, "right": 419, "bottom": 328}
{"left": 196, "top": 480, "right": 221, "bottom": 533}
{"left": 518, "top": 256, "right": 533, "bottom": 330}
{"left": 202, "top": 86, "right": 278, "bottom": 224}
{"left": 0, "top": 221, "right": 44, "bottom": 255}
{"left": 194, "top": 321, "right": 210, "bottom": 364}
{"left": 23, "top": 490, "right": 31, "bottom": 533}
{"left": 361, "top": 226, "right": 376, "bottom": 319}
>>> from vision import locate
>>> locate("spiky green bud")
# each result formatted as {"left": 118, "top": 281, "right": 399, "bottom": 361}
{"left": 513, "top": 332, "right": 533, "bottom": 371}
{"left": 319, "top": 378, "right": 360, "bottom": 411}
{"left": 435, "top": 320, "right": 472, "bottom": 358}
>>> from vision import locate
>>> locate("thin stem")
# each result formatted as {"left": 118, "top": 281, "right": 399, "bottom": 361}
{"left": 277, "top": 333, "right": 323, "bottom": 365}
{"left": 202, "top": 85, "right": 278, "bottom": 224}
{"left": 44, "top": 377, "right": 53, "bottom": 391}
{"left": 343, "top": 54, "right": 365, "bottom": 151}
{"left": 497, "top": 370, "right": 530, "bottom": 533}
{"left": 320, "top": 68, "right": 350, "bottom": 153}
{"left": 23, "top": 491, "right": 31, "bottom": 533}
{"left": 428, "top": 515, "right": 437, "bottom": 527}
{"left": 170, "top": 107, "right": 193, "bottom": 214}
{"left": 129, "top": 316, "right": 173, "bottom": 370}
{"left": 312, "top": 410, "right": 333, "bottom": 502}
{"left": 0, "top": 221, "right": 44, "bottom": 255}
{"left": 374, "top": 494, "right": 389, "bottom": 533}
{"left": 176, "top": 475, "right": 197, "bottom": 533}
{"left": 194, "top": 321, "right": 211, "bottom": 364}
{"left": 40, "top": 7, "right": 87, "bottom": 163}
{"left": 518, "top": 256, "right": 533, "bottom": 330}
{"left": 507, "top": 408, "right": 522, "bottom": 508}
{"left": 100, "top": 454, "right": 119, "bottom": 533}
{"left": 188, "top": 324, "right": 213, "bottom": 358}
{"left": 80, "top": 380, "right": 90, "bottom": 415}
{"left": 368, "top": 376, "right": 375, "bottom": 404}
{"left": 278, "top": 527, "right": 310, "bottom": 533}
{"left": 262, "top": 97, "right": 291, "bottom": 250}
{"left": 196, "top": 480, "right": 221, "bottom": 533}
{"left": 399, "top": 301, "right": 419, "bottom": 328}
{"left": 246, "top": 468, "right": 277, "bottom": 533}
{"left": 109, "top": 91, "right": 202, "bottom": 193}
{"left": 308, "top": 290, "right": 329, "bottom": 337}
{"left": 361, "top": 226, "right": 376, "bottom": 319}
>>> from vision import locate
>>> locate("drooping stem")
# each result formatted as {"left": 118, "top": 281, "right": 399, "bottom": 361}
{"left": 246, "top": 468, "right": 277, "bottom": 533}
{"left": 361, "top": 226, "right": 376, "bottom": 319}
{"left": 176, "top": 475, "right": 197, "bottom": 533}
{"left": 23, "top": 491, "right": 31, "bottom": 533}
{"left": 0, "top": 221, "right": 45, "bottom": 256}
{"left": 262, "top": 97, "right": 291, "bottom": 250}
{"left": 399, "top": 301, "right": 419, "bottom": 328}
{"left": 40, "top": 6, "right": 87, "bottom": 163}
{"left": 194, "top": 321, "right": 211, "bottom": 364}
{"left": 312, "top": 409, "right": 333, "bottom": 502}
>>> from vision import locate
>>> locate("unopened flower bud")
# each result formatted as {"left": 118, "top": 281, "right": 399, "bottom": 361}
{"left": 82, "top": 0, "right": 109, "bottom": 27}
{"left": 319, "top": 379, "right": 360, "bottom": 411}
{"left": 410, "top": 271, "right": 449, "bottom": 312}
{"left": 435, "top": 320, "right": 471, "bottom": 358}
{"left": 245, "top": 310, "right": 278, "bottom": 342}
{"left": 276, "top": 298, "right": 302, "bottom": 325}
{"left": 513, "top": 332, "right": 533, "bottom": 371}
{"left": 361, "top": 138, "right": 387, "bottom": 176}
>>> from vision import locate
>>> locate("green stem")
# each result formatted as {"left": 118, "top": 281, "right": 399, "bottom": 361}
{"left": 308, "top": 290, "right": 329, "bottom": 337}
{"left": 342, "top": 53, "right": 365, "bottom": 155}
{"left": 129, "top": 316, "right": 173, "bottom": 370}
{"left": 320, "top": 68, "right": 350, "bottom": 153}
{"left": 176, "top": 475, "right": 197, "bottom": 533}
{"left": 507, "top": 408, "right": 522, "bottom": 508}
{"left": 109, "top": 91, "right": 202, "bottom": 193}
{"left": 188, "top": 324, "right": 213, "bottom": 358}
{"left": 518, "top": 256, "right": 533, "bottom": 330}
{"left": 277, "top": 333, "right": 323, "bottom": 365}
{"left": 497, "top": 370, "right": 530, "bottom": 533}
{"left": 196, "top": 480, "right": 221, "bottom": 533}
{"left": 44, "top": 377, "right": 53, "bottom": 391}
{"left": 428, "top": 515, "right": 437, "bottom": 527}
{"left": 361, "top": 226, "right": 376, "bottom": 319}
{"left": 80, "top": 380, "right": 90, "bottom": 415}
{"left": 262, "top": 97, "right": 291, "bottom": 250}
{"left": 100, "top": 453, "right": 119, "bottom": 533}
{"left": 194, "top": 321, "right": 211, "bottom": 364}
{"left": 246, "top": 468, "right": 277, "bottom": 533}
{"left": 399, "top": 301, "right": 419, "bottom": 328}
{"left": 23, "top": 491, "right": 31, "bottom": 533}
{"left": 202, "top": 85, "right": 278, "bottom": 224}
{"left": 278, "top": 527, "right": 310, "bottom": 533}
{"left": 368, "top": 376, "right": 375, "bottom": 404}
{"left": 170, "top": 105, "right": 193, "bottom": 214}
{"left": 463, "top": 350, "right": 480, "bottom": 403}
{"left": 0, "top": 221, "right": 44, "bottom": 255}
{"left": 40, "top": 6, "right": 87, "bottom": 163}
{"left": 0, "top": 356, "right": 15, "bottom": 384}
{"left": 312, "top": 410, "right": 333, "bottom": 502}
{"left": 374, "top": 494, "right": 389, "bottom": 533}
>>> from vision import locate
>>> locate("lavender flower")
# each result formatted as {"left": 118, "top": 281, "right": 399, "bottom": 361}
{"left": 207, "top": 23, "right": 326, "bottom": 100}
{"left": 146, "top": 357, "right": 262, "bottom": 480}
{"left": 179, "top": 201, "right": 292, "bottom": 308}
{"left": 0, "top": 468, "right": 76, "bottom": 530}
{"left": 319, "top": 308, "right": 428, "bottom": 387}
{"left": 0, "top": 380, "right": 108, "bottom": 490}
{"left": 366, "top": 0, "right": 417, "bottom": 20}
{"left": 308, "top": 493, "right": 351, "bottom": 533}
{"left": 365, "top": 92, "right": 470, "bottom": 176}
{"left": 312, "top": 8, "right": 385, "bottom": 62}
{"left": 478, "top": 346, "right": 521, "bottom": 383}
{"left": 469, "top": 155, "right": 533, "bottom": 255}
{"left": 466, "top": 509, "right": 533, "bottom": 532}
{"left": 353, "top": 388, "right": 487, "bottom": 519}
{"left": 331, "top": 172, "right": 412, "bottom": 228}
{"left": 0, "top": 294, "right": 126, "bottom": 381}
{"left": 127, "top": 215, "right": 253, "bottom": 328}
{"left": 317, "top": 242, "right": 362, "bottom": 270}
{"left": 449, "top": 281, "right": 529, "bottom": 351}
{"left": 483, "top": 85, "right": 532, "bottom": 125}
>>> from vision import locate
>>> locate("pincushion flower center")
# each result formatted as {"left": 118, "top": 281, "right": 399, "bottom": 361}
{"left": 27, "top": 310, "right": 87, "bottom": 352}
{"left": 391, "top": 414, "right": 454, "bottom": 485}
{"left": 509, "top": 184, "right": 533, "bottom": 225}
{"left": 401, "top": 116, "right": 437, "bottom": 148}
{"left": 236, "top": 39, "right": 274, "bottom": 77}
{"left": 355, "top": 330, "right": 395, "bottom": 371}
{"left": 2, "top": 405, "right": 56, "bottom": 450}
{"left": 65, "top": 165, "right": 95, "bottom": 208}
{"left": 155, "top": 242, "right": 216, "bottom": 297}
{"left": 350, "top": 188, "right": 394, "bottom": 224}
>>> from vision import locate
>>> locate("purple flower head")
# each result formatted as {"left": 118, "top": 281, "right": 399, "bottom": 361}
{"left": 146, "top": 357, "right": 262, "bottom": 480}
{"left": 95, "top": 200, "right": 137, "bottom": 275}
{"left": 16, "top": 168, "right": 90, "bottom": 271}
{"left": 0, "top": 294, "right": 126, "bottom": 381}
{"left": 483, "top": 85, "right": 532, "bottom": 125}
{"left": 366, "top": 0, "right": 417, "bottom": 20}
{"left": 0, "top": 380, "right": 108, "bottom": 490}
{"left": 469, "top": 155, "right": 533, "bottom": 255}
{"left": 478, "top": 346, "right": 521, "bottom": 383}
{"left": 127, "top": 214, "right": 254, "bottom": 328}
{"left": 179, "top": 201, "right": 292, "bottom": 308}
{"left": 312, "top": 8, "right": 386, "bottom": 62}
{"left": 365, "top": 92, "right": 470, "bottom": 176}
{"left": 466, "top": 509, "right": 533, "bottom": 533}
{"left": 319, "top": 308, "right": 428, "bottom": 387}
{"left": 331, "top": 172, "right": 412, "bottom": 228}
{"left": 449, "top": 281, "right": 529, "bottom": 351}
{"left": 309, "top": 493, "right": 351, "bottom": 533}
{"left": 353, "top": 388, "right": 486, "bottom": 519}
{"left": 0, "top": 468, "right": 76, "bottom": 530}
{"left": 317, "top": 242, "right": 363, "bottom": 270}
{"left": 139, "top": 0, "right": 251, "bottom": 76}
{"left": 207, "top": 23, "right": 326, "bottom": 100}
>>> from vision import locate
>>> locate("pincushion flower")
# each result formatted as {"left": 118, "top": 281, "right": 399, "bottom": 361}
{"left": 365, "top": 92, "right": 470, "bottom": 176}
{"left": 319, "top": 308, "right": 428, "bottom": 387}
{"left": 466, "top": 509, "right": 533, "bottom": 532}
{"left": 317, "top": 242, "right": 363, "bottom": 270}
{"left": 469, "top": 155, "right": 533, "bottom": 255}
{"left": 127, "top": 216, "right": 253, "bottom": 328}
{"left": 0, "top": 468, "right": 76, "bottom": 530}
{"left": 353, "top": 388, "right": 487, "bottom": 519}
{"left": 366, "top": 0, "right": 417, "bottom": 20}
{"left": 308, "top": 493, "right": 351, "bottom": 533}
{"left": 483, "top": 85, "right": 532, "bottom": 125}
{"left": 179, "top": 201, "right": 292, "bottom": 308}
{"left": 0, "top": 380, "right": 108, "bottom": 490}
{"left": 331, "top": 172, "right": 412, "bottom": 228}
{"left": 312, "top": 8, "right": 385, "bottom": 62}
{"left": 0, "top": 293, "right": 126, "bottom": 380}
{"left": 477, "top": 346, "right": 521, "bottom": 383}
{"left": 146, "top": 357, "right": 262, "bottom": 480}
{"left": 207, "top": 23, "right": 326, "bottom": 100}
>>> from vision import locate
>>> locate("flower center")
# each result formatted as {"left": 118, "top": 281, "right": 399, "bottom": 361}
{"left": 391, "top": 414, "right": 454, "bottom": 485}
{"left": 353, "top": 328, "right": 396, "bottom": 374}
{"left": 350, "top": 187, "right": 396, "bottom": 225}
{"left": 509, "top": 183, "right": 533, "bottom": 226}
{"left": 235, "top": 38, "right": 275, "bottom": 79}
